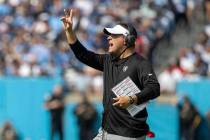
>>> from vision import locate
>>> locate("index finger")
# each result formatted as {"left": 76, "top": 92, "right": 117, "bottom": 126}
{"left": 113, "top": 97, "right": 119, "bottom": 101}
{"left": 69, "top": 9, "right": 73, "bottom": 22}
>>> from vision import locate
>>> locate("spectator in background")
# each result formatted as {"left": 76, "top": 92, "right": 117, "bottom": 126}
{"left": 74, "top": 94, "right": 97, "bottom": 140}
{"left": 206, "top": 111, "right": 210, "bottom": 134}
{"left": 203, "top": 0, "right": 210, "bottom": 23}
{"left": 158, "top": 58, "right": 184, "bottom": 94}
{"left": 194, "top": 31, "right": 208, "bottom": 54}
{"left": 0, "top": 121, "right": 18, "bottom": 140}
{"left": 178, "top": 96, "right": 202, "bottom": 140}
{"left": 168, "top": 0, "right": 189, "bottom": 27}
{"left": 45, "top": 84, "right": 65, "bottom": 140}
{"left": 158, "top": 65, "right": 177, "bottom": 94}
{"left": 194, "top": 54, "right": 208, "bottom": 76}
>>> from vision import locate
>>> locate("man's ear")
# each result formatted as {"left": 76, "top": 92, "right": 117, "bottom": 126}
{"left": 123, "top": 37, "right": 127, "bottom": 46}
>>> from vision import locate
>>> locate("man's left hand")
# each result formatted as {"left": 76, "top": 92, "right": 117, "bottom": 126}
{"left": 113, "top": 96, "right": 131, "bottom": 108}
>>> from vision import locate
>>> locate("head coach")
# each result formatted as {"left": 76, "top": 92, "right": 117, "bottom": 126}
{"left": 61, "top": 9, "right": 160, "bottom": 140}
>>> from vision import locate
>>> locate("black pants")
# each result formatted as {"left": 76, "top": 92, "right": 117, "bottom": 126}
{"left": 51, "top": 121, "right": 63, "bottom": 140}
{"left": 79, "top": 126, "right": 94, "bottom": 140}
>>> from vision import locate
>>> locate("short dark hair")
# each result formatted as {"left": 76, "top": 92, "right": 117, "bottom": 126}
{"left": 119, "top": 22, "right": 138, "bottom": 39}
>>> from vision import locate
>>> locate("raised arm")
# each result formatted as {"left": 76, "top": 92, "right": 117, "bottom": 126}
{"left": 60, "top": 9, "right": 104, "bottom": 71}
{"left": 60, "top": 9, "right": 77, "bottom": 44}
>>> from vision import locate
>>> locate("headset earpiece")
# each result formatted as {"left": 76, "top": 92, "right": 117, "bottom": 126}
{"left": 125, "top": 35, "right": 135, "bottom": 48}
{"left": 125, "top": 24, "right": 136, "bottom": 48}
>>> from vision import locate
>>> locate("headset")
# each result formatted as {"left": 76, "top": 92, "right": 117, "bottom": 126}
{"left": 124, "top": 23, "right": 136, "bottom": 48}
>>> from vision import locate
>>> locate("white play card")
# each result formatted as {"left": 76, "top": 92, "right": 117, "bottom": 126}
{"left": 112, "top": 77, "right": 147, "bottom": 116}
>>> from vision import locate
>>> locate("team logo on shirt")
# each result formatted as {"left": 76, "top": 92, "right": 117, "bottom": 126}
{"left": 123, "top": 66, "right": 128, "bottom": 72}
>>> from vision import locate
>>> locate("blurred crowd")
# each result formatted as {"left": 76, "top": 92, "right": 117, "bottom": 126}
{"left": 0, "top": 0, "right": 206, "bottom": 94}
{"left": 158, "top": 23, "right": 210, "bottom": 94}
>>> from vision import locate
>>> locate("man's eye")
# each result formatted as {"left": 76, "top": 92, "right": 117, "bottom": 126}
{"left": 112, "top": 35, "right": 121, "bottom": 38}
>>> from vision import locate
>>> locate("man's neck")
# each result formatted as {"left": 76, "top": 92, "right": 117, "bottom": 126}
{"left": 120, "top": 48, "right": 135, "bottom": 59}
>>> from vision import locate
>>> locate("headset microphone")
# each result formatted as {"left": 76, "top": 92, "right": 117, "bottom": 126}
{"left": 111, "top": 47, "right": 128, "bottom": 62}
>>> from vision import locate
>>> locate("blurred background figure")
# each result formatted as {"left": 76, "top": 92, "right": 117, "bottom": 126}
{"left": 178, "top": 96, "right": 210, "bottom": 140}
{"left": 45, "top": 84, "right": 65, "bottom": 140}
{"left": 74, "top": 94, "right": 97, "bottom": 140}
{"left": 206, "top": 111, "right": 210, "bottom": 134}
{"left": 179, "top": 96, "right": 201, "bottom": 140}
{"left": 0, "top": 121, "right": 18, "bottom": 140}
{"left": 203, "top": 0, "right": 210, "bottom": 23}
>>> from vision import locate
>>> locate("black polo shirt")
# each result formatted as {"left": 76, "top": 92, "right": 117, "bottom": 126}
{"left": 70, "top": 40, "right": 160, "bottom": 138}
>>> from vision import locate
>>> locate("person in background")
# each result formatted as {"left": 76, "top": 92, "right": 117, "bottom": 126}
{"left": 74, "top": 94, "right": 97, "bottom": 140}
{"left": 0, "top": 121, "right": 18, "bottom": 140}
{"left": 206, "top": 111, "right": 210, "bottom": 136}
{"left": 203, "top": 0, "right": 210, "bottom": 23}
{"left": 45, "top": 84, "right": 65, "bottom": 140}
{"left": 179, "top": 96, "right": 202, "bottom": 140}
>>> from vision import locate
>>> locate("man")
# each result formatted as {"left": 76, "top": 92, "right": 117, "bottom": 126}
{"left": 61, "top": 9, "right": 160, "bottom": 140}
{"left": 45, "top": 85, "right": 65, "bottom": 140}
